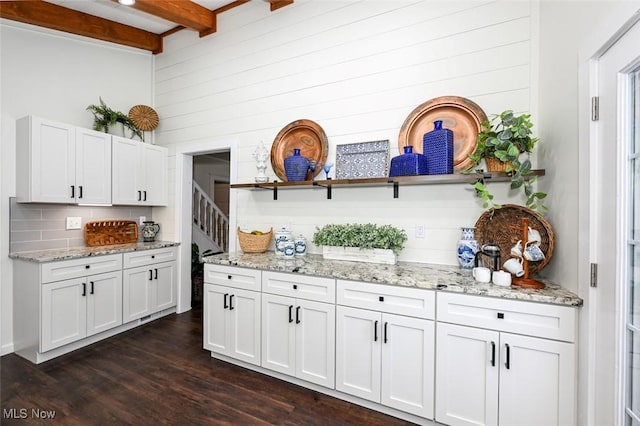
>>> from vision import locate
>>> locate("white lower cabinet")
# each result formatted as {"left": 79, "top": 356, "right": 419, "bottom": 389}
{"left": 261, "top": 293, "right": 335, "bottom": 388}
{"left": 204, "top": 284, "right": 261, "bottom": 366}
{"left": 41, "top": 270, "right": 122, "bottom": 352}
{"left": 435, "top": 293, "right": 576, "bottom": 426}
{"left": 336, "top": 305, "right": 435, "bottom": 418}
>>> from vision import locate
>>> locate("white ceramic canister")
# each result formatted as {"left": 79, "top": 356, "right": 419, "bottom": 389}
{"left": 294, "top": 234, "right": 307, "bottom": 256}
{"left": 274, "top": 227, "right": 292, "bottom": 256}
{"left": 283, "top": 240, "right": 296, "bottom": 258}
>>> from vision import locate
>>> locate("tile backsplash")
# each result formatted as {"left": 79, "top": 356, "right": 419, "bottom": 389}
{"left": 9, "top": 198, "right": 152, "bottom": 253}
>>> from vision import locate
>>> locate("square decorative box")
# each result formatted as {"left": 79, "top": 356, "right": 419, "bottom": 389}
{"left": 335, "top": 140, "right": 390, "bottom": 179}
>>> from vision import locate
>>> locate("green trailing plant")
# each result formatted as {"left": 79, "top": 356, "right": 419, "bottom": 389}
{"left": 191, "top": 243, "right": 214, "bottom": 277}
{"left": 86, "top": 97, "right": 144, "bottom": 141}
{"left": 467, "top": 110, "right": 547, "bottom": 212}
{"left": 312, "top": 223, "right": 408, "bottom": 255}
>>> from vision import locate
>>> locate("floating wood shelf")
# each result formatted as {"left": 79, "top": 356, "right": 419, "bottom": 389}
{"left": 230, "top": 170, "right": 545, "bottom": 200}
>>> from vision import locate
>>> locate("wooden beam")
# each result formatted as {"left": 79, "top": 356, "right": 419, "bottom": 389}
{"left": 269, "top": 0, "right": 294, "bottom": 12}
{"left": 0, "top": 1, "right": 163, "bottom": 54}
{"left": 126, "top": 0, "right": 216, "bottom": 37}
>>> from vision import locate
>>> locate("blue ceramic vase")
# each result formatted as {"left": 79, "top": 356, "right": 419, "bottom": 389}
{"left": 284, "top": 148, "right": 309, "bottom": 181}
{"left": 457, "top": 227, "right": 479, "bottom": 269}
{"left": 389, "top": 146, "right": 429, "bottom": 177}
{"left": 423, "top": 120, "right": 454, "bottom": 175}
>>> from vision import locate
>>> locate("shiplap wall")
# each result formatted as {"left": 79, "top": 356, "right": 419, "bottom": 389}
{"left": 155, "top": 0, "right": 536, "bottom": 266}
{"left": 155, "top": 0, "right": 535, "bottom": 264}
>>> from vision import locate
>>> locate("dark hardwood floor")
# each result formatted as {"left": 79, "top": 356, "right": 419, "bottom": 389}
{"left": 1, "top": 305, "right": 417, "bottom": 425}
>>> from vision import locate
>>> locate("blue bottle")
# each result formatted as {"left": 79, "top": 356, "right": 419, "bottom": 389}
{"left": 284, "top": 148, "right": 309, "bottom": 181}
{"left": 389, "top": 146, "right": 429, "bottom": 177}
{"left": 423, "top": 120, "right": 454, "bottom": 174}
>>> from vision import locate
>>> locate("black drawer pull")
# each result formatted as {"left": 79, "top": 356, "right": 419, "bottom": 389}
{"left": 151, "top": 255, "right": 155, "bottom": 259}
{"left": 227, "top": 275, "right": 232, "bottom": 280}
{"left": 293, "top": 284, "right": 297, "bottom": 290}
{"left": 379, "top": 296, "right": 384, "bottom": 302}
{"left": 85, "top": 265, "right": 90, "bottom": 269}
{"left": 223, "top": 293, "right": 229, "bottom": 309}
{"left": 497, "top": 312, "right": 504, "bottom": 319}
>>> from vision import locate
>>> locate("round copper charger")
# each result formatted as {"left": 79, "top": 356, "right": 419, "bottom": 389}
{"left": 398, "top": 96, "right": 487, "bottom": 171}
{"left": 270, "top": 119, "right": 329, "bottom": 181}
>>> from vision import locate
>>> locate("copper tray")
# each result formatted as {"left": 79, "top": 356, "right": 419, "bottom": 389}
{"left": 474, "top": 204, "right": 555, "bottom": 275}
{"left": 398, "top": 96, "right": 487, "bottom": 171}
{"left": 271, "top": 119, "right": 329, "bottom": 181}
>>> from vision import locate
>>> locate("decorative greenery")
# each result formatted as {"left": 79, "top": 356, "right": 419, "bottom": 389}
{"left": 467, "top": 110, "right": 547, "bottom": 212}
{"left": 312, "top": 223, "right": 408, "bottom": 255}
{"left": 86, "top": 97, "right": 144, "bottom": 141}
{"left": 191, "top": 243, "right": 215, "bottom": 277}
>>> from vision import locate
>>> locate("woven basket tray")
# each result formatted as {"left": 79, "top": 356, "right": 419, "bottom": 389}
{"left": 84, "top": 220, "right": 139, "bottom": 247}
{"left": 237, "top": 227, "right": 272, "bottom": 253}
{"left": 474, "top": 205, "right": 554, "bottom": 274}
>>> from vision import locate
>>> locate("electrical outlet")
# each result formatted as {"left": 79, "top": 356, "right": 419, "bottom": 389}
{"left": 139, "top": 216, "right": 146, "bottom": 225}
{"left": 415, "top": 224, "right": 425, "bottom": 239}
{"left": 66, "top": 217, "right": 82, "bottom": 230}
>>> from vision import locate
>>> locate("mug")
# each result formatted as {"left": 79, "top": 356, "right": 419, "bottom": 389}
{"left": 492, "top": 270, "right": 512, "bottom": 287}
{"left": 510, "top": 240, "right": 523, "bottom": 258}
{"left": 503, "top": 258, "right": 525, "bottom": 277}
{"left": 472, "top": 266, "right": 491, "bottom": 283}
{"left": 528, "top": 227, "right": 542, "bottom": 245}
{"left": 524, "top": 243, "right": 545, "bottom": 262}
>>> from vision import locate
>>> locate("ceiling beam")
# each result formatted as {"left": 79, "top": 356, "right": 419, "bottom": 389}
{"left": 0, "top": 1, "right": 163, "bottom": 54}
{"left": 123, "top": 0, "right": 217, "bottom": 38}
{"left": 269, "top": 0, "right": 294, "bottom": 12}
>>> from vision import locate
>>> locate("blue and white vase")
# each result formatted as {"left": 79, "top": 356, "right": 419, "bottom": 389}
{"left": 457, "top": 226, "right": 479, "bottom": 269}
{"left": 284, "top": 148, "right": 310, "bottom": 181}
{"left": 294, "top": 234, "right": 307, "bottom": 256}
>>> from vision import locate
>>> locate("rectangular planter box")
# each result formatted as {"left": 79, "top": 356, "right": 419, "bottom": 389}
{"left": 322, "top": 246, "right": 397, "bottom": 265}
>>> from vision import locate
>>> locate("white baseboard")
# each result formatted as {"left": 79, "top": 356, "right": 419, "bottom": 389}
{"left": 2, "top": 342, "right": 15, "bottom": 356}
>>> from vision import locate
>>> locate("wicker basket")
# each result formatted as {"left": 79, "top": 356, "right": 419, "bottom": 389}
{"left": 485, "top": 157, "right": 513, "bottom": 172}
{"left": 237, "top": 227, "right": 273, "bottom": 253}
{"left": 474, "top": 204, "right": 554, "bottom": 274}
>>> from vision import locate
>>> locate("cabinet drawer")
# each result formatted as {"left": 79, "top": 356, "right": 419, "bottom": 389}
{"left": 204, "top": 264, "right": 261, "bottom": 292}
{"left": 262, "top": 271, "right": 335, "bottom": 303}
{"left": 123, "top": 247, "right": 177, "bottom": 269}
{"left": 337, "top": 280, "right": 435, "bottom": 320}
{"left": 41, "top": 254, "right": 122, "bottom": 283}
{"left": 437, "top": 292, "right": 576, "bottom": 342}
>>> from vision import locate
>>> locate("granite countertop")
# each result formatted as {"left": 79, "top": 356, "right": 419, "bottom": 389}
{"left": 204, "top": 252, "right": 583, "bottom": 307}
{"left": 9, "top": 241, "right": 181, "bottom": 263}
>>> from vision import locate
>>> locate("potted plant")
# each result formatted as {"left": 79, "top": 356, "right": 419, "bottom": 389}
{"left": 312, "top": 223, "right": 408, "bottom": 264}
{"left": 86, "top": 97, "right": 144, "bottom": 141}
{"left": 191, "top": 243, "right": 215, "bottom": 306}
{"left": 467, "top": 110, "right": 547, "bottom": 212}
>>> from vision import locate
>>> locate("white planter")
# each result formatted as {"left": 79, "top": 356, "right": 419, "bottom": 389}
{"left": 321, "top": 246, "right": 397, "bottom": 265}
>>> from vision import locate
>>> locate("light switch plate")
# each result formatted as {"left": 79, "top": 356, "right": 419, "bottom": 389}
{"left": 66, "top": 217, "right": 82, "bottom": 230}
{"left": 139, "top": 216, "right": 146, "bottom": 225}
{"left": 415, "top": 224, "right": 425, "bottom": 239}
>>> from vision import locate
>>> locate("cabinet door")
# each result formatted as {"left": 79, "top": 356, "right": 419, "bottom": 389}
{"left": 41, "top": 278, "right": 87, "bottom": 352}
{"left": 335, "top": 306, "right": 381, "bottom": 402}
{"left": 75, "top": 128, "right": 111, "bottom": 204}
{"left": 122, "top": 266, "right": 153, "bottom": 322}
{"left": 435, "top": 323, "right": 499, "bottom": 426}
{"left": 381, "top": 313, "right": 434, "bottom": 418}
{"left": 17, "top": 116, "right": 76, "bottom": 203}
{"left": 498, "top": 333, "right": 575, "bottom": 426}
{"left": 295, "top": 299, "right": 335, "bottom": 388}
{"left": 204, "top": 284, "right": 232, "bottom": 355}
{"left": 86, "top": 271, "right": 122, "bottom": 337}
{"left": 229, "top": 287, "right": 261, "bottom": 366}
{"left": 112, "top": 136, "right": 142, "bottom": 205}
{"left": 152, "top": 261, "right": 176, "bottom": 312}
{"left": 142, "top": 144, "right": 168, "bottom": 206}
{"left": 261, "top": 293, "right": 295, "bottom": 376}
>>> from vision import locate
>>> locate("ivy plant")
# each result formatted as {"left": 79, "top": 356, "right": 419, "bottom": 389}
{"left": 312, "top": 223, "right": 408, "bottom": 255}
{"left": 86, "top": 97, "right": 144, "bottom": 141}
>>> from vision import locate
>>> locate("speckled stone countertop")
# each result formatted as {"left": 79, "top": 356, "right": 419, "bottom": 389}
{"left": 9, "top": 241, "right": 180, "bottom": 263}
{"left": 204, "top": 252, "right": 583, "bottom": 307}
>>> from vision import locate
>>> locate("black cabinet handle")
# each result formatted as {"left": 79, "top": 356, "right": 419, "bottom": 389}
{"left": 505, "top": 344, "right": 510, "bottom": 369}
{"left": 490, "top": 341, "right": 496, "bottom": 367}
{"left": 85, "top": 265, "right": 90, "bottom": 269}
{"left": 143, "top": 190, "right": 147, "bottom": 201}
{"left": 148, "top": 270, "right": 153, "bottom": 280}
{"left": 90, "top": 281, "right": 94, "bottom": 295}
{"left": 374, "top": 320, "right": 378, "bottom": 342}
{"left": 383, "top": 322, "right": 388, "bottom": 344}
{"left": 82, "top": 283, "right": 86, "bottom": 297}
{"left": 71, "top": 185, "right": 75, "bottom": 198}
{"left": 497, "top": 312, "right": 505, "bottom": 319}
{"left": 229, "top": 294, "right": 235, "bottom": 310}
{"left": 293, "top": 284, "right": 297, "bottom": 290}
{"left": 223, "top": 293, "right": 229, "bottom": 309}
{"left": 79, "top": 186, "right": 83, "bottom": 199}
{"left": 154, "top": 268, "right": 158, "bottom": 280}
{"left": 138, "top": 190, "right": 142, "bottom": 201}
{"left": 289, "top": 305, "right": 294, "bottom": 323}
{"left": 295, "top": 306, "right": 300, "bottom": 324}
{"left": 379, "top": 296, "right": 384, "bottom": 302}
{"left": 227, "top": 275, "right": 232, "bottom": 280}
{"left": 151, "top": 255, "right": 155, "bottom": 259}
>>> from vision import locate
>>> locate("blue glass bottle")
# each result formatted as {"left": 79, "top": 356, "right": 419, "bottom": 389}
{"left": 423, "top": 120, "right": 454, "bottom": 174}
{"left": 389, "top": 146, "right": 429, "bottom": 177}
{"left": 284, "top": 148, "right": 309, "bottom": 181}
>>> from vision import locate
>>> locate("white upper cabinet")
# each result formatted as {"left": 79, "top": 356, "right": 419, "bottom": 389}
{"left": 112, "top": 136, "right": 167, "bottom": 206}
{"left": 16, "top": 116, "right": 112, "bottom": 204}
